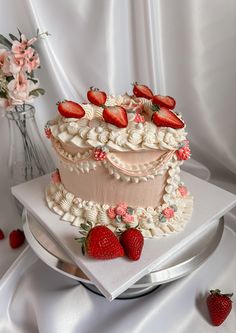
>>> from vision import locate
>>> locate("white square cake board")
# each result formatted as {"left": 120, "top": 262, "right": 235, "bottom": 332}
{"left": 12, "top": 171, "right": 236, "bottom": 300}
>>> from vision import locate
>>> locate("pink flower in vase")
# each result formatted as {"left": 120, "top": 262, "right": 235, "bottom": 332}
{"left": 51, "top": 169, "right": 61, "bottom": 184}
{"left": 0, "top": 49, "right": 11, "bottom": 75}
{"left": 107, "top": 207, "right": 116, "bottom": 219}
{"left": 176, "top": 140, "right": 191, "bottom": 161}
{"left": 7, "top": 71, "right": 39, "bottom": 105}
{"left": 162, "top": 207, "right": 175, "bottom": 219}
{"left": 178, "top": 185, "right": 188, "bottom": 197}
{"left": 122, "top": 213, "right": 134, "bottom": 223}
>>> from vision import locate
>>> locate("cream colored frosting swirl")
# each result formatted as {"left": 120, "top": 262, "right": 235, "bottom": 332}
{"left": 50, "top": 94, "right": 187, "bottom": 152}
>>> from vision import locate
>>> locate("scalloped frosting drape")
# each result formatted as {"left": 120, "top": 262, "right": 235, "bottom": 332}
{"left": 0, "top": 0, "right": 236, "bottom": 331}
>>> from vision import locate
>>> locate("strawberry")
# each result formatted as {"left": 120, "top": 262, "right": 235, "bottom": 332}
{"left": 103, "top": 106, "right": 128, "bottom": 128}
{"left": 9, "top": 229, "right": 25, "bottom": 249}
{"left": 133, "top": 82, "right": 153, "bottom": 100}
{"left": 57, "top": 100, "right": 85, "bottom": 119}
{"left": 87, "top": 87, "right": 107, "bottom": 106}
{"left": 152, "top": 94, "right": 176, "bottom": 110}
{"left": 0, "top": 229, "right": 5, "bottom": 240}
{"left": 207, "top": 289, "right": 233, "bottom": 326}
{"left": 77, "top": 224, "right": 124, "bottom": 260}
{"left": 120, "top": 228, "right": 144, "bottom": 261}
{"left": 152, "top": 107, "right": 184, "bottom": 129}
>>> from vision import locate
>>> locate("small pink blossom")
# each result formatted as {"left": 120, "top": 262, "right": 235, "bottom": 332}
{"left": 115, "top": 206, "right": 127, "bottom": 216}
{"left": 0, "top": 49, "right": 11, "bottom": 75}
{"left": 162, "top": 207, "right": 175, "bottom": 219}
{"left": 178, "top": 186, "right": 188, "bottom": 197}
{"left": 176, "top": 140, "right": 191, "bottom": 160}
{"left": 51, "top": 169, "right": 61, "bottom": 184}
{"left": 122, "top": 213, "right": 134, "bottom": 223}
{"left": 7, "top": 71, "right": 38, "bottom": 105}
{"left": 107, "top": 207, "right": 116, "bottom": 219}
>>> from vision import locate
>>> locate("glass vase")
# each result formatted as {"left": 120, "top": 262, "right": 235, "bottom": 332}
{"left": 6, "top": 104, "right": 55, "bottom": 212}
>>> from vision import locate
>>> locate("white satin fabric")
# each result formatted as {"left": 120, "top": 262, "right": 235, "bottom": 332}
{"left": 1, "top": 215, "right": 236, "bottom": 333}
{"left": 0, "top": 0, "right": 236, "bottom": 331}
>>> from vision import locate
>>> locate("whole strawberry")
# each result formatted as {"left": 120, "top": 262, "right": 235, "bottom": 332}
{"left": 207, "top": 289, "right": 233, "bottom": 326}
{"left": 120, "top": 228, "right": 144, "bottom": 261}
{"left": 77, "top": 223, "right": 124, "bottom": 260}
{"left": 9, "top": 229, "right": 25, "bottom": 249}
{"left": 0, "top": 229, "right": 5, "bottom": 240}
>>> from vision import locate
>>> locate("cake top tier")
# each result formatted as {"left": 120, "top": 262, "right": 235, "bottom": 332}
{"left": 49, "top": 90, "right": 188, "bottom": 152}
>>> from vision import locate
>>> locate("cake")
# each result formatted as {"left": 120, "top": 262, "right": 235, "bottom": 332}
{"left": 45, "top": 84, "right": 193, "bottom": 238}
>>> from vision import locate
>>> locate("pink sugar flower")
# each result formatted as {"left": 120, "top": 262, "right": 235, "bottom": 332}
{"left": 162, "top": 207, "right": 175, "bottom": 219}
{"left": 176, "top": 140, "right": 191, "bottom": 161}
{"left": 51, "top": 169, "right": 61, "bottom": 184}
{"left": 178, "top": 185, "right": 188, "bottom": 197}
{"left": 107, "top": 207, "right": 116, "bottom": 219}
{"left": 115, "top": 205, "right": 127, "bottom": 216}
{"left": 122, "top": 213, "right": 134, "bottom": 223}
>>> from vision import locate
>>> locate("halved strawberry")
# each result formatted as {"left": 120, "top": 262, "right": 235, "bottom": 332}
{"left": 103, "top": 106, "right": 128, "bottom": 128}
{"left": 57, "top": 100, "right": 85, "bottom": 119}
{"left": 87, "top": 87, "right": 107, "bottom": 106}
{"left": 152, "top": 107, "right": 184, "bottom": 129}
{"left": 152, "top": 94, "right": 176, "bottom": 109}
{"left": 133, "top": 82, "right": 153, "bottom": 99}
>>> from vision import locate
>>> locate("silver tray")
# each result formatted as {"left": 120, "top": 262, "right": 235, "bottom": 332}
{"left": 23, "top": 210, "right": 224, "bottom": 299}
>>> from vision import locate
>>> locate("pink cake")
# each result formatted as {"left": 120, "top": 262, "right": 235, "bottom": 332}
{"left": 45, "top": 89, "right": 193, "bottom": 238}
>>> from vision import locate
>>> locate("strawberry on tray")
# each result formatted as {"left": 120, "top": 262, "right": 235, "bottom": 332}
{"left": 206, "top": 289, "right": 233, "bottom": 326}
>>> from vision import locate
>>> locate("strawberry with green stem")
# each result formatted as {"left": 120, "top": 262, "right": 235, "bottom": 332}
{"left": 132, "top": 82, "right": 153, "bottom": 100}
{"left": 87, "top": 87, "right": 107, "bottom": 106}
{"left": 76, "top": 222, "right": 124, "bottom": 260}
{"left": 207, "top": 289, "right": 233, "bottom": 326}
{"left": 57, "top": 100, "right": 85, "bottom": 119}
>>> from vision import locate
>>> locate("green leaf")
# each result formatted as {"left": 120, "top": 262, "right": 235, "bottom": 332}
{"left": 17, "top": 28, "right": 22, "bottom": 38}
{"left": 171, "top": 204, "right": 177, "bottom": 212}
{"left": 0, "top": 34, "right": 12, "bottom": 49}
{"left": 127, "top": 207, "right": 134, "bottom": 215}
{"left": 115, "top": 215, "right": 122, "bottom": 223}
{"left": 159, "top": 215, "right": 167, "bottom": 223}
{"left": 28, "top": 77, "right": 38, "bottom": 84}
{"left": 80, "top": 223, "right": 90, "bottom": 231}
{"left": 9, "top": 33, "right": 19, "bottom": 41}
{"left": 0, "top": 91, "right": 7, "bottom": 98}
{"left": 29, "top": 88, "right": 45, "bottom": 97}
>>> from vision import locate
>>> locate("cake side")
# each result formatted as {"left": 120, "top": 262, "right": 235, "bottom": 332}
{"left": 45, "top": 91, "right": 193, "bottom": 238}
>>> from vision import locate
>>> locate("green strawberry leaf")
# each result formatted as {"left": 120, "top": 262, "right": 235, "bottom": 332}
{"left": 0, "top": 34, "right": 12, "bottom": 49}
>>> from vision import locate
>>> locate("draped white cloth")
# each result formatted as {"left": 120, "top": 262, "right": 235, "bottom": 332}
{"left": 0, "top": 0, "right": 236, "bottom": 331}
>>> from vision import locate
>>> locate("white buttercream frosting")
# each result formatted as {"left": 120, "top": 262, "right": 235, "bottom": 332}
{"left": 50, "top": 94, "right": 187, "bottom": 152}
